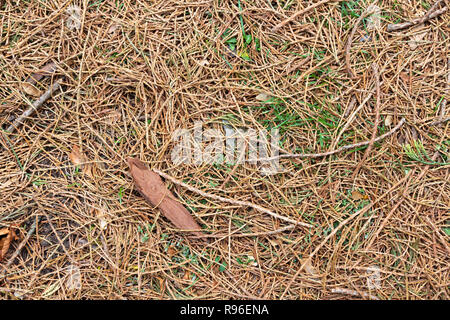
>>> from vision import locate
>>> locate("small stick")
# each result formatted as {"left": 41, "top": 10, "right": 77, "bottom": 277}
{"left": 6, "top": 78, "right": 63, "bottom": 133}
{"left": 272, "top": 0, "right": 340, "bottom": 32}
{"left": 331, "top": 287, "right": 379, "bottom": 300}
{"left": 439, "top": 57, "right": 449, "bottom": 123}
{"left": 153, "top": 169, "right": 313, "bottom": 228}
{"left": 387, "top": 2, "right": 447, "bottom": 32}
{"left": 259, "top": 118, "right": 406, "bottom": 162}
{"left": 193, "top": 224, "right": 295, "bottom": 239}
{"left": 429, "top": 116, "right": 450, "bottom": 126}
{"left": 352, "top": 64, "right": 381, "bottom": 179}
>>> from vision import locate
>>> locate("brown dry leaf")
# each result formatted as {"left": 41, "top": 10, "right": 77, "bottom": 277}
{"left": 69, "top": 145, "right": 87, "bottom": 166}
{"left": 385, "top": 115, "right": 393, "bottom": 127}
{"left": 92, "top": 208, "right": 108, "bottom": 230}
{"left": 23, "top": 61, "right": 57, "bottom": 96}
{"left": 366, "top": 4, "right": 381, "bottom": 31}
{"left": 167, "top": 246, "right": 177, "bottom": 257}
{"left": 22, "top": 82, "right": 42, "bottom": 97}
{"left": 303, "top": 258, "right": 318, "bottom": 277}
{"left": 0, "top": 227, "right": 18, "bottom": 262}
{"left": 108, "top": 24, "right": 119, "bottom": 34}
{"left": 399, "top": 72, "right": 410, "bottom": 84}
{"left": 69, "top": 145, "right": 96, "bottom": 177}
{"left": 255, "top": 93, "right": 272, "bottom": 101}
{"left": 27, "top": 61, "right": 57, "bottom": 83}
{"left": 127, "top": 157, "right": 203, "bottom": 237}
{"left": 351, "top": 190, "right": 369, "bottom": 201}
{"left": 183, "top": 270, "right": 191, "bottom": 281}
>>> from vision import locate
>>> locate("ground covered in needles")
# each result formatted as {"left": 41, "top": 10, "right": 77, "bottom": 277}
{"left": 0, "top": 0, "right": 448, "bottom": 300}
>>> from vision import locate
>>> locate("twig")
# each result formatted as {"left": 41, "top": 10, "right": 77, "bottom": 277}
{"left": 331, "top": 287, "right": 379, "bottom": 300}
{"left": 193, "top": 224, "right": 295, "bottom": 239}
{"left": 152, "top": 169, "right": 313, "bottom": 228}
{"left": 429, "top": 116, "right": 450, "bottom": 126}
{"left": 439, "top": 57, "right": 449, "bottom": 124}
{"left": 352, "top": 64, "right": 381, "bottom": 179}
{"left": 6, "top": 78, "right": 64, "bottom": 133}
{"left": 259, "top": 118, "right": 406, "bottom": 162}
{"left": 272, "top": 0, "right": 340, "bottom": 32}
{"left": 387, "top": 2, "right": 447, "bottom": 32}
{"left": 0, "top": 216, "right": 41, "bottom": 280}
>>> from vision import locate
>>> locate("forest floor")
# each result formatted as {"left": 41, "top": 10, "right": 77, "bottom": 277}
{"left": 0, "top": 0, "right": 449, "bottom": 299}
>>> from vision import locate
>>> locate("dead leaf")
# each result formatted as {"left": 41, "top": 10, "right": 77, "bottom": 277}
{"left": 183, "top": 270, "right": 191, "bottom": 280}
{"left": 303, "top": 258, "right": 318, "bottom": 277}
{"left": 66, "top": 264, "right": 82, "bottom": 290}
{"left": 366, "top": 265, "right": 381, "bottom": 289}
{"left": 108, "top": 24, "right": 119, "bottom": 34}
{"left": 26, "top": 61, "right": 57, "bottom": 84}
{"left": 92, "top": 208, "right": 108, "bottom": 230}
{"left": 22, "top": 82, "right": 41, "bottom": 97}
{"left": 0, "top": 227, "right": 18, "bottom": 262}
{"left": 351, "top": 190, "right": 369, "bottom": 201}
{"left": 69, "top": 145, "right": 96, "bottom": 177}
{"left": 42, "top": 281, "right": 60, "bottom": 297}
{"left": 100, "top": 109, "right": 121, "bottom": 124}
{"left": 385, "top": 115, "right": 393, "bottom": 127}
{"left": 69, "top": 145, "right": 86, "bottom": 166}
{"left": 255, "top": 93, "right": 272, "bottom": 101}
{"left": 167, "top": 246, "right": 177, "bottom": 257}
{"left": 127, "top": 158, "right": 203, "bottom": 237}
{"left": 23, "top": 61, "right": 57, "bottom": 96}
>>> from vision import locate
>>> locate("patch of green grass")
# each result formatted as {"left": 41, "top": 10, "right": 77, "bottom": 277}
{"left": 118, "top": 186, "right": 124, "bottom": 204}
{"left": 403, "top": 140, "right": 450, "bottom": 166}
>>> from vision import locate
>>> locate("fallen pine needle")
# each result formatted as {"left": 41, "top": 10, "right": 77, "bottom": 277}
{"left": 387, "top": 2, "right": 447, "bottom": 32}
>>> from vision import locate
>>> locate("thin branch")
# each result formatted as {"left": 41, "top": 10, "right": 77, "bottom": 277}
{"left": 6, "top": 78, "right": 64, "bottom": 133}
{"left": 387, "top": 2, "right": 447, "bottom": 32}
{"left": 153, "top": 169, "right": 313, "bottom": 228}
{"left": 331, "top": 287, "right": 379, "bottom": 300}
{"left": 260, "top": 118, "right": 406, "bottom": 162}
{"left": 439, "top": 57, "right": 449, "bottom": 123}
{"left": 193, "top": 224, "right": 295, "bottom": 239}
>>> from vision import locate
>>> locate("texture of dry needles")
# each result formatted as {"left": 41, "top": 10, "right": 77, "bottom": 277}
{"left": 0, "top": 0, "right": 448, "bottom": 300}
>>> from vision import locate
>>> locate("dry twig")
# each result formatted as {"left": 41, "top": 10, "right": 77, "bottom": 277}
{"left": 387, "top": 1, "right": 447, "bottom": 32}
